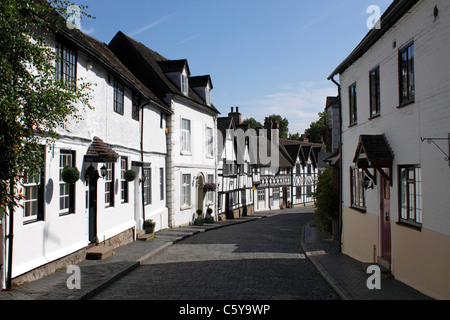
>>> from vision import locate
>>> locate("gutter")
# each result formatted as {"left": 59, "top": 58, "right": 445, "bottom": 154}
{"left": 330, "top": 75, "right": 343, "bottom": 254}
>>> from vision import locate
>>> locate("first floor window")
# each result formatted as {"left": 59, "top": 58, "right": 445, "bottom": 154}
{"left": 370, "top": 65, "right": 381, "bottom": 117}
{"left": 60, "top": 150, "right": 75, "bottom": 214}
{"left": 55, "top": 41, "right": 77, "bottom": 89}
{"left": 350, "top": 167, "right": 365, "bottom": 209}
{"left": 114, "top": 78, "right": 124, "bottom": 115}
{"left": 121, "top": 158, "right": 128, "bottom": 203}
{"left": 182, "top": 174, "right": 191, "bottom": 207}
{"left": 349, "top": 82, "right": 357, "bottom": 125}
{"left": 273, "top": 187, "right": 280, "bottom": 201}
{"left": 206, "top": 127, "right": 214, "bottom": 157}
{"left": 105, "top": 163, "right": 114, "bottom": 208}
{"left": 399, "top": 41, "right": 415, "bottom": 105}
{"left": 23, "top": 172, "right": 44, "bottom": 223}
{"left": 181, "top": 118, "right": 191, "bottom": 153}
{"left": 399, "top": 166, "right": 422, "bottom": 226}
{"left": 258, "top": 188, "right": 265, "bottom": 202}
{"left": 143, "top": 168, "right": 152, "bottom": 205}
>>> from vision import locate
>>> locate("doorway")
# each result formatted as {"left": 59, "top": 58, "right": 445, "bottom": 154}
{"left": 380, "top": 170, "right": 391, "bottom": 262}
{"left": 86, "top": 166, "right": 99, "bottom": 244}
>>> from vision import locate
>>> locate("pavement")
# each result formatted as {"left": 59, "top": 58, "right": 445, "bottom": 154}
{"left": 0, "top": 207, "right": 433, "bottom": 300}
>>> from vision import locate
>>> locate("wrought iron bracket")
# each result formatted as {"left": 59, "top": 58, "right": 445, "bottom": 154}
{"left": 420, "top": 134, "right": 450, "bottom": 165}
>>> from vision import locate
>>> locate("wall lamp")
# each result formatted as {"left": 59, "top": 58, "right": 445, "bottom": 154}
{"left": 363, "top": 175, "right": 374, "bottom": 190}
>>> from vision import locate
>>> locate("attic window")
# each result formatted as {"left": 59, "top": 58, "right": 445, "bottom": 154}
{"left": 205, "top": 87, "right": 211, "bottom": 106}
{"left": 181, "top": 74, "right": 189, "bottom": 95}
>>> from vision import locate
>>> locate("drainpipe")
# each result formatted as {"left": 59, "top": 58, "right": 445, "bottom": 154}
{"left": 6, "top": 179, "right": 14, "bottom": 290}
{"left": 140, "top": 99, "right": 150, "bottom": 229}
{"left": 330, "top": 75, "right": 343, "bottom": 254}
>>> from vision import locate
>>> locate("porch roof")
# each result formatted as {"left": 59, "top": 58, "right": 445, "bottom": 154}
{"left": 84, "top": 137, "right": 120, "bottom": 163}
{"left": 353, "top": 135, "right": 393, "bottom": 169}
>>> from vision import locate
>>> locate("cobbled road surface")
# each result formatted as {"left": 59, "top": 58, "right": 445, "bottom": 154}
{"left": 90, "top": 211, "right": 339, "bottom": 300}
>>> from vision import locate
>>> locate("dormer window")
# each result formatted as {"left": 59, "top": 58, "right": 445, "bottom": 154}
{"left": 181, "top": 73, "right": 189, "bottom": 95}
{"left": 205, "top": 87, "right": 211, "bottom": 106}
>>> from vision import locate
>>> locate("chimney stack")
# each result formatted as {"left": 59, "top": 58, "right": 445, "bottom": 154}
{"left": 228, "top": 106, "right": 242, "bottom": 125}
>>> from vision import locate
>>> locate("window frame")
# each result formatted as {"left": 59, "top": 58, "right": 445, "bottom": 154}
{"left": 348, "top": 82, "right": 358, "bottom": 126}
{"left": 120, "top": 157, "right": 128, "bottom": 204}
{"left": 350, "top": 167, "right": 366, "bottom": 211}
{"left": 398, "top": 41, "right": 415, "bottom": 107}
{"left": 143, "top": 168, "right": 152, "bottom": 206}
{"left": 369, "top": 65, "right": 381, "bottom": 118}
{"left": 104, "top": 162, "right": 115, "bottom": 208}
{"left": 132, "top": 93, "right": 140, "bottom": 121}
{"left": 181, "top": 118, "right": 192, "bottom": 154}
{"left": 160, "top": 168, "right": 164, "bottom": 201}
{"left": 55, "top": 40, "right": 77, "bottom": 90}
{"left": 114, "top": 78, "right": 125, "bottom": 115}
{"left": 398, "top": 165, "right": 422, "bottom": 228}
{"left": 181, "top": 174, "right": 191, "bottom": 208}
{"left": 59, "top": 150, "right": 76, "bottom": 215}
{"left": 206, "top": 126, "right": 214, "bottom": 158}
{"left": 181, "top": 74, "right": 189, "bottom": 95}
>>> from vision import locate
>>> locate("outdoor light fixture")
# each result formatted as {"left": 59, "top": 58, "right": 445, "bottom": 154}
{"left": 363, "top": 175, "right": 374, "bottom": 190}
{"left": 100, "top": 165, "right": 108, "bottom": 178}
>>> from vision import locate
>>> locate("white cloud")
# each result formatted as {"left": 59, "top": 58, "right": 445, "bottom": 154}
{"left": 129, "top": 13, "right": 175, "bottom": 37}
{"left": 238, "top": 81, "right": 337, "bottom": 135}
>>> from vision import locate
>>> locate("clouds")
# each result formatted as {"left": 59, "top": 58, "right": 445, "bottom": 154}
{"left": 129, "top": 13, "right": 175, "bottom": 37}
{"left": 236, "top": 81, "right": 337, "bottom": 135}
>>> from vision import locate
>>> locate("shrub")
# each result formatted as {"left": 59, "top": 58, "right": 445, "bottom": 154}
{"left": 61, "top": 166, "right": 80, "bottom": 184}
{"left": 313, "top": 166, "right": 339, "bottom": 234}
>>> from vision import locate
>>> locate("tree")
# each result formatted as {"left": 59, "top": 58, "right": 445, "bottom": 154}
{"left": 242, "top": 117, "right": 263, "bottom": 130}
{"left": 265, "top": 114, "right": 289, "bottom": 139}
{"left": 0, "top": 0, "right": 93, "bottom": 214}
{"left": 305, "top": 112, "right": 327, "bottom": 144}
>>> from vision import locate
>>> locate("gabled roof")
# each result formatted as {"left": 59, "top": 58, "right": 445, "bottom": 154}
{"left": 159, "top": 59, "right": 190, "bottom": 75}
{"left": 190, "top": 75, "right": 213, "bottom": 89}
{"left": 108, "top": 31, "right": 219, "bottom": 115}
{"left": 353, "top": 135, "right": 394, "bottom": 168}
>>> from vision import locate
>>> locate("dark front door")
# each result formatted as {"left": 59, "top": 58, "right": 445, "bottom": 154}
{"left": 380, "top": 170, "right": 391, "bottom": 261}
{"left": 88, "top": 174, "right": 99, "bottom": 244}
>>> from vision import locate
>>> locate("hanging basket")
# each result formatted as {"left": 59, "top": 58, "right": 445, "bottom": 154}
{"left": 124, "top": 169, "right": 137, "bottom": 182}
{"left": 62, "top": 166, "right": 80, "bottom": 184}
{"left": 203, "top": 182, "right": 216, "bottom": 192}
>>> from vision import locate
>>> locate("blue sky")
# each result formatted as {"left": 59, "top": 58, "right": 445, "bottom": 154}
{"left": 75, "top": 0, "right": 392, "bottom": 135}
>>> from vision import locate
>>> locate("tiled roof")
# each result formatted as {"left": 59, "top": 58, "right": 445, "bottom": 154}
{"left": 85, "top": 137, "right": 120, "bottom": 163}
{"left": 109, "top": 31, "right": 219, "bottom": 115}
{"left": 353, "top": 135, "right": 394, "bottom": 168}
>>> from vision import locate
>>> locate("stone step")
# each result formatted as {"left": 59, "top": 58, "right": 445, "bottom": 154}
{"left": 86, "top": 245, "right": 115, "bottom": 260}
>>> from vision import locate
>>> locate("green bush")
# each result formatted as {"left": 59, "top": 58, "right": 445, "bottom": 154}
{"left": 61, "top": 166, "right": 80, "bottom": 184}
{"left": 313, "top": 166, "right": 339, "bottom": 234}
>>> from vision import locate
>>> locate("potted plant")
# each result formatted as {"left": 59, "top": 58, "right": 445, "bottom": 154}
{"left": 144, "top": 219, "right": 156, "bottom": 234}
{"left": 204, "top": 207, "right": 214, "bottom": 223}
{"left": 194, "top": 209, "right": 203, "bottom": 226}
{"left": 123, "top": 169, "right": 136, "bottom": 182}
{"left": 62, "top": 166, "right": 80, "bottom": 184}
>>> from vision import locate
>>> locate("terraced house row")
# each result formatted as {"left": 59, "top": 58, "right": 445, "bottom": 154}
{"left": 0, "top": 7, "right": 321, "bottom": 289}
{"left": 328, "top": 0, "right": 450, "bottom": 299}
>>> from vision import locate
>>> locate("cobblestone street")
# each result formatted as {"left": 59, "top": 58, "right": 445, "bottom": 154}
{"left": 90, "top": 211, "right": 339, "bottom": 300}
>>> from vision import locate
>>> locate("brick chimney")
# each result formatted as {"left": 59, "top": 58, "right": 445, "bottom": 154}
{"left": 228, "top": 107, "right": 242, "bottom": 125}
